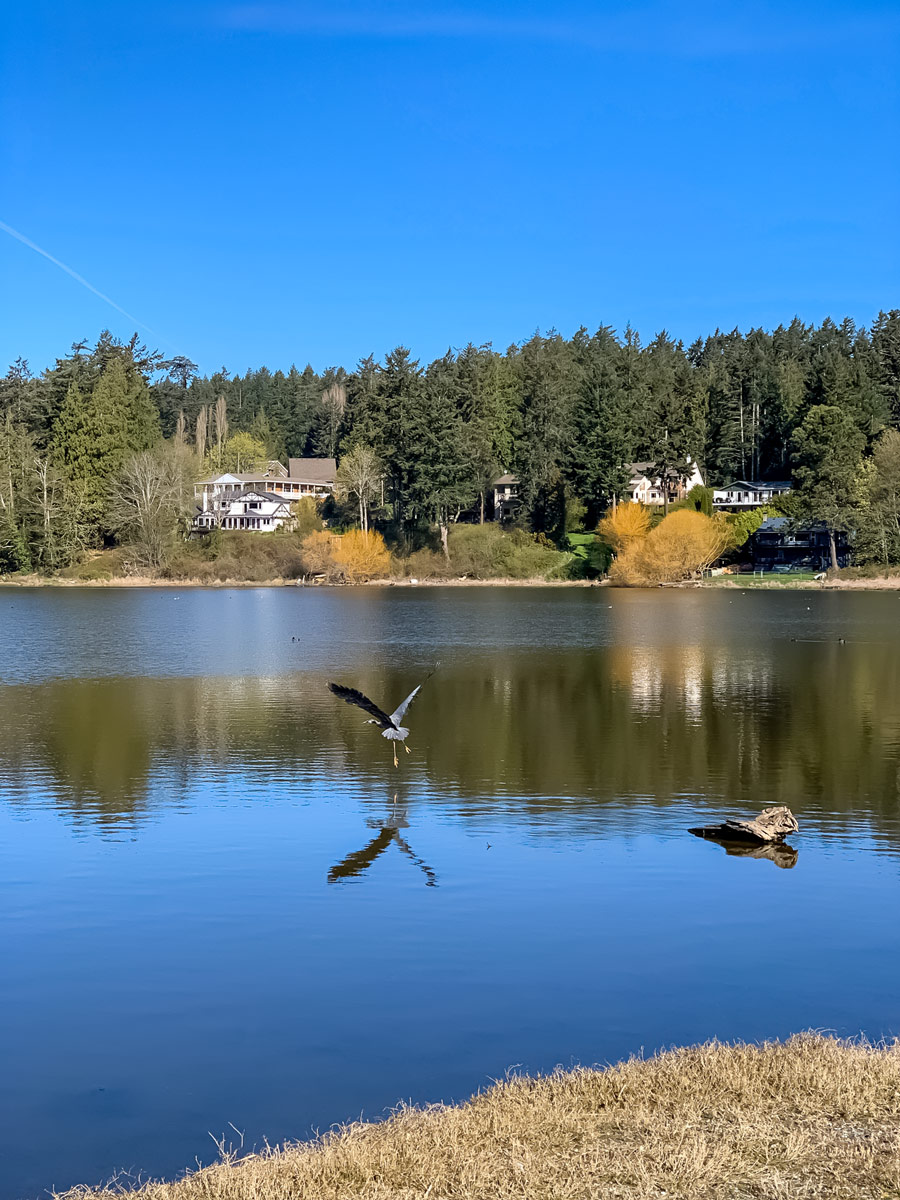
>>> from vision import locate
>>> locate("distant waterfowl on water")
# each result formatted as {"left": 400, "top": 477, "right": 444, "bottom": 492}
{"left": 328, "top": 672, "right": 433, "bottom": 766}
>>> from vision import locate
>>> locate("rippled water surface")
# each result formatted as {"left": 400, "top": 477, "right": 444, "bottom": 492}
{"left": 1, "top": 586, "right": 899, "bottom": 1198}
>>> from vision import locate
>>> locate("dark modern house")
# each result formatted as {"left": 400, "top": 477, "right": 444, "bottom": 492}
{"left": 751, "top": 518, "right": 851, "bottom": 572}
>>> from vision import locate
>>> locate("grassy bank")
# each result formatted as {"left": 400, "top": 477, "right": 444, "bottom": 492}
{"left": 60, "top": 1036, "right": 900, "bottom": 1200}
{"left": 0, "top": 525, "right": 586, "bottom": 587}
{"left": 697, "top": 569, "right": 900, "bottom": 590}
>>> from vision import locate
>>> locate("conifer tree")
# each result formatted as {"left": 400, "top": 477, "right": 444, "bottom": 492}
{"left": 791, "top": 404, "right": 865, "bottom": 569}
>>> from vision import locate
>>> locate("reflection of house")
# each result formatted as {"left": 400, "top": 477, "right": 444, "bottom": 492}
{"left": 193, "top": 488, "right": 296, "bottom": 533}
{"left": 626, "top": 459, "right": 704, "bottom": 505}
{"left": 712, "top": 481, "right": 791, "bottom": 510}
{"left": 751, "top": 518, "right": 851, "bottom": 571}
{"left": 493, "top": 473, "right": 519, "bottom": 520}
{"left": 195, "top": 457, "right": 336, "bottom": 513}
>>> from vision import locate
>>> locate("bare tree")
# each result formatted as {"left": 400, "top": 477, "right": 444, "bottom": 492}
{"left": 214, "top": 394, "right": 228, "bottom": 469}
{"left": 195, "top": 405, "right": 208, "bottom": 461}
{"left": 174, "top": 410, "right": 187, "bottom": 447}
{"left": 319, "top": 383, "right": 347, "bottom": 458}
{"left": 32, "top": 458, "right": 93, "bottom": 570}
{"left": 336, "top": 444, "right": 382, "bottom": 534}
{"left": 109, "top": 445, "right": 194, "bottom": 570}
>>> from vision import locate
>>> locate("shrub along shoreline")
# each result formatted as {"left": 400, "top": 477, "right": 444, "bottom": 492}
{"left": 58, "top": 1036, "right": 900, "bottom": 1200}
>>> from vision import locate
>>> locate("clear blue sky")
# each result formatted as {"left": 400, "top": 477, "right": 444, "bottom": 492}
{"left": 1, "top": 1, "right": 897, "bottom": 376}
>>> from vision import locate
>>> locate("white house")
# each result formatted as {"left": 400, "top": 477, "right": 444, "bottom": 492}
{"left": 625, "top": 458, "right": 705, "bottom": 505}
{"left": 492, "top": 473, "right": 520, "bottom": 520}
{"left": 195, "top": 457, "right": 336, "bottom": 513}
{"left": 712, "top": 480, "right": 791, "bottom": 510}
{"left": 193, "top": 488, "right": 296, "bottom": 533}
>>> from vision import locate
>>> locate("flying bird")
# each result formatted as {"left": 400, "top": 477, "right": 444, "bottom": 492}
{"left": 328, "top": 673, "right": 433, "bottom": 766}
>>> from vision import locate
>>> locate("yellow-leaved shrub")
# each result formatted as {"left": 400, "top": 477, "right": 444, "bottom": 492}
{"left": 597, "top": 502, "right": 651, "bottom": 552}
{"left": 610, "top": 509, "right": 733, "bottom": 586}
{"left": 301, "top": 529, "right": 391, "bottom": 582}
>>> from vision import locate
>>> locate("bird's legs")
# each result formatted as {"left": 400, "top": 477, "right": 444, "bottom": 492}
{"left": 404, "top": 743, "right": 411, "bottom": 754}
{"left": 393, "top": 744, "right": 398, "bottom": 768}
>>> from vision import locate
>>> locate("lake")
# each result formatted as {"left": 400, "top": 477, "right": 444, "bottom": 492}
{"left": 1, "top": 586, "right": 899, "bottom": 1199}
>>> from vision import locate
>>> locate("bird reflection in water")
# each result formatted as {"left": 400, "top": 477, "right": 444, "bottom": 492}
{"left": 328, "top": 794, "right": 437, "bottom": 886}
{"left": 693, "top": 835, "right": 799, "bottom": 869}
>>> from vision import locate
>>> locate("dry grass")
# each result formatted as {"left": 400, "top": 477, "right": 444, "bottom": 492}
{"left": 59, "top": 1036, "right": 900, "bottom": 1200}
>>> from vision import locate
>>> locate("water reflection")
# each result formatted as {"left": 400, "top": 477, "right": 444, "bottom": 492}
{"left": 328, "top": 794, "right": 437, "bottom": 886}
{"left": 691, "top": 833, "right": 799, "bottom": 869}
{"left": 2, "top": 590, "right": 900, "bottom": 1200}
{"left": 1, "top": 639, "right": 899, "bottom": 844}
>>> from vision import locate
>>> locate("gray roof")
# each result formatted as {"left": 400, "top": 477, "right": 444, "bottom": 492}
{"left": 233, "top": 488, "right": 292, "bottom": 504}
{"left": 494, "top": 473, "right": 518, "bottom": 486}
{"left": 288, "top": 457, "right": 336, "bottom": 483}
{"left": 627, "top": 461, "right": 688, "bottom": 482}
{"left": 197, "top": 471, "right": 278, "bottom": 485}
{"left": 234, "top": 463, "right": 289, "bottom": 481}
{"left": 757, "top": 518, "right": 790, "bottom": 531}
{"left": 716, "top": 480, "right": 791, "bottom": 491}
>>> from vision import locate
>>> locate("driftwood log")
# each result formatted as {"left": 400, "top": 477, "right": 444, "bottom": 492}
{"left": 689, "top": 806, "right": 799, "bottom": 844}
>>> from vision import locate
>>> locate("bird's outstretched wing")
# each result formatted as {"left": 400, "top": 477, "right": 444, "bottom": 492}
{"left": 389, "top": 669, "right": 435, "bottom": 725}
{"left": 328, "top": 683, "right": 394, "bottom": 729}
{"left": 327, "top": 828, "right": 394, "bottom": 883}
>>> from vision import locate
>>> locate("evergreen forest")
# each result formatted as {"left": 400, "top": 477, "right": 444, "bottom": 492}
{"left": 2, "top": 312, "right": 900, "bottom": 575}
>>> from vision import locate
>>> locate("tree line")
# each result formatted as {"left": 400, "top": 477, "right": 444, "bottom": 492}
{"left": 2, "top": 313, "right": 900, "bottom": 574}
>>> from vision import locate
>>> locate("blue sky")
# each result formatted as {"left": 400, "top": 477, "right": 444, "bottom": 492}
{"left": 1, "top": 0, "right": 898, "bottom": 375}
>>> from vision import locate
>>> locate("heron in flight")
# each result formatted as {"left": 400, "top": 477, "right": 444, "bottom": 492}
{"left": 328, "top": 673, "right": 432, "bottom": 766}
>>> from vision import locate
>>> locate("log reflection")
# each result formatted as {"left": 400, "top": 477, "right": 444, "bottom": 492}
{"left": 691, "top": 833, "right": 799, "bottom": 869}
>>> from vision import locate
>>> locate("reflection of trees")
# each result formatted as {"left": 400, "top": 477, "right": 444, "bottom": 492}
{"left": 328, "top": 795, "right": 437, "bottom": 886}
{"left": 0, "top": 641, "right": 898, "bottom": 845}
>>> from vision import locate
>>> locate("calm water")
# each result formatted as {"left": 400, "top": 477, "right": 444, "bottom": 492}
{"left": 1, "top": 586, "right": 900, "bottom": 1198}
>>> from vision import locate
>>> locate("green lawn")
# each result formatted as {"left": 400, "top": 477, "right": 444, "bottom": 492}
{"left": 707, "top": 570, "right": 822, "bottom": 587}
{"left": 566, "top": 532, "right": 609, "bottom": 576}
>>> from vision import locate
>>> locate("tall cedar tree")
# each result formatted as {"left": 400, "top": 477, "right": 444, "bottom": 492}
{"left": 515, "top": 332, "right": 577, "bottom": 537}
{"left": 569, "top": 326, "right": 633, "bottom": 520}
{"left": 791, "top": 404, "right": 865, "bottom": 569}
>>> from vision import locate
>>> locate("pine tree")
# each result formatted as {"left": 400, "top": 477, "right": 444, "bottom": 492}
{"left": 791, "top": 404, "right": 865, "bottom": 569}
{"left": 871, "top": 310, "right": 900, "bottom": 424}
{"left": 568, "top": 326, "right": 632, "bottom": 519}
{"left": 51, "top": 357, "right": 157, "bottom": 534}
{"left": 414, "top": 352, "right": 475, "bottom": 554}
{"left": 514, "top": 332, "right": 578, "bottom": 537}
{"left": 644, "top": 332, "right": 704, "bottom": 511}
{"left": 372, "top": 346, "right": 424, "bottom": 534}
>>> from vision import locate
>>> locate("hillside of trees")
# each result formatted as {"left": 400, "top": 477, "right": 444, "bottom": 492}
{"left": 1, "top": 313, "right": 900, "bottom": 576}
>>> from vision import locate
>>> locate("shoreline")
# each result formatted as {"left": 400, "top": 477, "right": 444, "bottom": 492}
{"left": 0, "top": 575, "right": 601, "bottom": 589}
{"left": 58, "top": 1035, "right": 900, "bottom": 1200}
{"left": 4, "top": 572, "right": 900, "bottom": 590}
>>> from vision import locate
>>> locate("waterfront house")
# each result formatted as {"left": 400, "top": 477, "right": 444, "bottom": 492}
{"left": 493, "top": 473, "right": 520, "bottom": 520}
{"left": 712, "top": 480, "right": 791, "bottom": 511}
{"left": 751, "top": 517, "right": 851, "bottom": 571}
{"left": 193, "top": 488, "right": 296, "bottom": 533}
{"left": 287, "top": 457, "right": 337, "bottom": 497}
{"left": 625, "top": 458, "right": 705, "bottom": 506}
{"left": 195, "top": 457, "right": 336, "bottom": 515}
